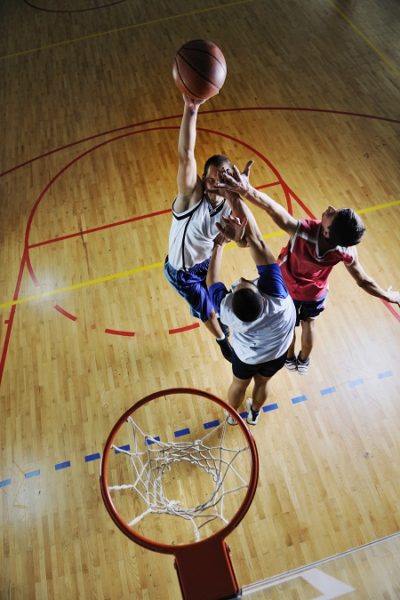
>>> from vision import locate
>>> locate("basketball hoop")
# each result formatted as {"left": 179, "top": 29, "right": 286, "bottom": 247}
{"left": 100, "top": 388, "right": 259, "bottom": 600}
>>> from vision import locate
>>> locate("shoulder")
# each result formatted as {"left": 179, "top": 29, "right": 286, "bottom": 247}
{"left": 174, "top": 178, "right": 203, "bottom": 214}
{"left": 257, "top": 263, "right": 288, "bottom": 298}
{"left": 337, "top": 244, "right": 357, "bottom": 265}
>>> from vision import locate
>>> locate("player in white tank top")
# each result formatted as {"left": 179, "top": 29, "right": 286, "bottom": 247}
{"left": 164, "top": 95, "right": 246, "bottom": 362}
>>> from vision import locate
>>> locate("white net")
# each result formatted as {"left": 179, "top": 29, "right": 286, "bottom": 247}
{"left": 108, "top": 415, "right": 251, "bottom": 542}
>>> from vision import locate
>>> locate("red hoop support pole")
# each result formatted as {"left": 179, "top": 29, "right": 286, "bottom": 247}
{"left": 174, "top": 540, "right": 241, "bottom": 600}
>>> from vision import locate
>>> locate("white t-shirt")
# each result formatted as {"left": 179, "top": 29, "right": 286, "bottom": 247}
{"left": 167, "top": 196, "right": 231, "bottom": 270}
{"left": 209, "top": 264, "right": 296, "bottom": 364}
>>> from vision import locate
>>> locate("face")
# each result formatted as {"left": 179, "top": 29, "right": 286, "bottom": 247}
{"left": 203, "top": 163, "right": 232, "bottom": 206}
{"left": 321, "top": 205, "right": 337, "bottom": 238}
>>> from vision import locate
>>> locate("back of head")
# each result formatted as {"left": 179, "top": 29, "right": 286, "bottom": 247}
{"left": 232, "top": 288, "right": 263, "bottom": 322}
{"left": 329, "top": 208, "right": 366, "bottom": 247}
{"left": 202, "top": 154, "right": 233, "bottom": 177}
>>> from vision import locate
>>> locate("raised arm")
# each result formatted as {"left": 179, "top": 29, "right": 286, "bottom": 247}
{"left": 218, "top": 198, "right": 276, "bottom": 267}
{"left": 346, "top": 258, "right": 400, "bottom": 306}
{"left": 175, "top": 96, "right": 204, "bottom": 213}
{"left": 217, "top": 162, "right": 298, "bottom": 234}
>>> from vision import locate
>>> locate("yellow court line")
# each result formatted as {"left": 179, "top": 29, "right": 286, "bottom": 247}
{"left": 0, "top": 0, "right": 253, "bottom": 61}
{"left": 331, "top": 1, "right": 400, "bottom": 78}
{"left": 0, "top": 201, "right": 398, "bottom": 311}
{"left": 358, "top": 199, "right": 400, "bottom": 214}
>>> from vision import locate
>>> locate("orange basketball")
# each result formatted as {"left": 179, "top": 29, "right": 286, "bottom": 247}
{"left": 172, "top": 39, "right": 227, "bottom": 101}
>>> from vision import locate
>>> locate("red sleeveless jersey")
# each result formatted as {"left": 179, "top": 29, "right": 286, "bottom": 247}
{"left": 278, "top": 219, "right": 356, "bottom": 301}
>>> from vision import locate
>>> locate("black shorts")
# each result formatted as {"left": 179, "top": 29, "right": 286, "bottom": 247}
{"left": 293, "top": 297, "right": 326, "bottom": 326}
{"left": 232, "top": 349, "right": 288, "bottom": 380}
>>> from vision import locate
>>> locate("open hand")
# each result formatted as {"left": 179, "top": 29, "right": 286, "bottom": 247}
{"left": 216, "top": 214, "right": 247, "bottom": 242}
{"left": 212, "top": 160, "right": 254, "bottom": 197}
{"left": 387, "top": 287, "right": 400, "bottom": 306}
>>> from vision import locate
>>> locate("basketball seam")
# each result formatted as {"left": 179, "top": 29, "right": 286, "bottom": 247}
{"left": 174, "top": 58, "right": 217, "bottom": 99}
{"left": 176, "top": 52, "right": 223, "bottom": 91}
{"left": 180, "top": 44, "right": 227, "bottom": 73}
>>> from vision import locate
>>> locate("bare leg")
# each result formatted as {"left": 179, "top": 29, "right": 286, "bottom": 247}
{"left": 227, "top": 375, "right": 251, "bottom": 410}
{"left": 204, "top": 311, "right": 224, "bottom": 338}
{"left": 299, "top": 318, "right": 315, "bottom": 361}
{"left": 252, "top": 373, "right": 272, "bottom": 411}
{"left": 286, "top": 330, "right": 296, "bottom": 359}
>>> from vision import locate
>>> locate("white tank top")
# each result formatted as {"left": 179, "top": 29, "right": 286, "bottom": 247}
{"left": 167, "top": 196, "right": 231, "bottom": 270}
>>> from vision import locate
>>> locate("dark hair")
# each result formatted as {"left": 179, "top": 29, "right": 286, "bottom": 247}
{"left": 202, "top": 154, "right": 233, "bottom": 177}
{"left": 329, "top": 208, "right": 366, "bottom": 247}
{"left": 232, "top": 288, "right": 263, "bottom": 322}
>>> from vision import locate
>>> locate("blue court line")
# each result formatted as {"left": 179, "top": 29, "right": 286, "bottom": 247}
{"left": 85, "top": 453, "right": 101, "bottom": 462}
{"left": 349, "top": 378, "right": 364, "bottom": 387}
{"left": 25, "top": 469, "right": 40, "bottom": 479}
{"left": 114, "top": 444, "right": 130, "bottom": 454}
{"left": 204, "top": 419, "right": 220, "bottom": 429}
{"left": 378, "top": 370, "right": 393, "bottom": 379}
{"left": 291, "top": 395, "right": 307, "bottom": 404}
{"left": 263, "top": 403, "right": 279, "bottom": 412}
{"left": 175, "top": 428, "right": 190, "bottom": 437}
{"left": 0, "top": 369, "right": 396, "bottom": 490}
{"left": 55, "top": 461, "right": 71, "bottom": 471}
{"left": 146, "top": 436, "right": 160, "bottom": 445}
{"left": 320, "top": 386, "right": 336, "bottom": 396}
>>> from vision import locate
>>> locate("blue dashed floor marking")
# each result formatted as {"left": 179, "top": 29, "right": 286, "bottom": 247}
{"left": 175, "top": 428, "right": 190, "bottom": 437}
{"left": 85, "top": 453, "right": 101, "bottom": 462}
{"left": 146, "top": 436, "right": 160, "bottom": 445}
{"left": 378, "top": 370, "right": 393, "bottom": 379}
{"left": 320, "top": 386, "right": 336, "bottom": 396}
{"left": 1, "top": 370, "right": 396, "bottom": 489}
{"left": 114, "top": 444, "right": 130, "bottom": 454}
{"left": 291, "top": 395, "right": 307, "bottom": 404}
{"left": 25, "top": 469, "right": 40, "bottom": 479}
{"left": 55, "top": 461, "right": 71, "bottom": 471}
{"left": 204, "top": 419, "right": 220, "bottom": 429}
{"left": 263, "top": 403, "right": 279, "bottom": 412}
{"left": 349, "top": 378, "right": 364, "bottom": 387}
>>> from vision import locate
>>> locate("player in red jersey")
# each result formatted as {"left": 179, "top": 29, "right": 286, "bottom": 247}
{"left": 213, "top": 162, "right": 400, "bottom": 374}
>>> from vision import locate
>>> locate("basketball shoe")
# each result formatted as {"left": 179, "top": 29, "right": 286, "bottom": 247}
{"left": 284, "top": 355, "right": 298, "bottom": 372}
{"left": 246, "top": 398, "right": 260, "bottom": 426}
{"left": 297, "top": 354, "right": 310, "bottom": 375}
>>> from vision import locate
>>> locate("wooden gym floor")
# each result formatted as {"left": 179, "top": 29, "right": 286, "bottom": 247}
{"left": 1, "top": 1, "right": 399, "bottom": 598}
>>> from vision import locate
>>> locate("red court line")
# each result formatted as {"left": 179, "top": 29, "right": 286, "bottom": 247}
{"left": 54, "top": 305, "right": 77, "bottom": 321}
{"left": 1, "top": 107, "right": 398, "bottom": 179}
{"left": 0, "top": 250, "right": 28, "bottom": 385}
{"left": 29, "top": 208, "right": 171, "bottom": 248}
{"left": 169, "top": 323, "right": 200, "bottom": 334}
{"left": 382, "top": 301, "right": 400, "bottom": 322}
{"left": 105, "top": 328, "right": 136, "bottom": 336}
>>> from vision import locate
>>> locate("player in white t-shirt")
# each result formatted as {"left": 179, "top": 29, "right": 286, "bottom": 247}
{"left": 207, "top": 200, "right": 296, "bottom": 426}
{"left": 164, "top": 95, "right": 244, "bottom": 362}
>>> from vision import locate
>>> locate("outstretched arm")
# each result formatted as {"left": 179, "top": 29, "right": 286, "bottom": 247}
{"left": 175, "top": 96, "right": 204, "bottom": 213}
{"left": 217, "top": 162, "right": 298, "bottom": 234}
{"left": 206, "top": 233, "right": 228, "bottom": 287}
{"left": 346, "top": 259, "right": 400, "bottom": 306}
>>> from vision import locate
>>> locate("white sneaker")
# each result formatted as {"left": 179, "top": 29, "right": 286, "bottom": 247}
{"left": 246, "top": 398, "right": 260, "bottom": 426}
{"left": 284, "top": 356, "right": 298, "bottom": 372}
{"left": 225, "top": 410, "right": 237, "bottom": 426}
{"left": 297, "top": 355, "right": 310, "bottom": 375}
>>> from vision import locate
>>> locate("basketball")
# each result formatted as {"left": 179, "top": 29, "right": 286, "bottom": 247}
{"left": 172, "top": 39, "right": 227, "bottom": 101}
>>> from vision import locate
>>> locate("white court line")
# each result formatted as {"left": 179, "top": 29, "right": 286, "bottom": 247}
{"left": 242, "top": 530, "right": 400, "bottom": 597}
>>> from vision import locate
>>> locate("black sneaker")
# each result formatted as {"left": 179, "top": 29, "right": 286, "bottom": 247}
{"left": 216, "top": 337, "right": 233, "bottom": 362}
{"left": 218, "top": 318, "right": 230, "bottom": 338}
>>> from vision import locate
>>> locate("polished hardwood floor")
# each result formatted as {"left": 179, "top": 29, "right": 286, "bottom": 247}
{"left": 1, "top": 0, "right": 400, "bottom": 598}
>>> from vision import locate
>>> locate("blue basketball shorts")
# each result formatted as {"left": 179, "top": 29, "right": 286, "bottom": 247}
{"left": 164, "top": 257, "right": 215, "bottom": 322}
{"left": 293, "top": 296, "right": 327, "bottom": 326}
